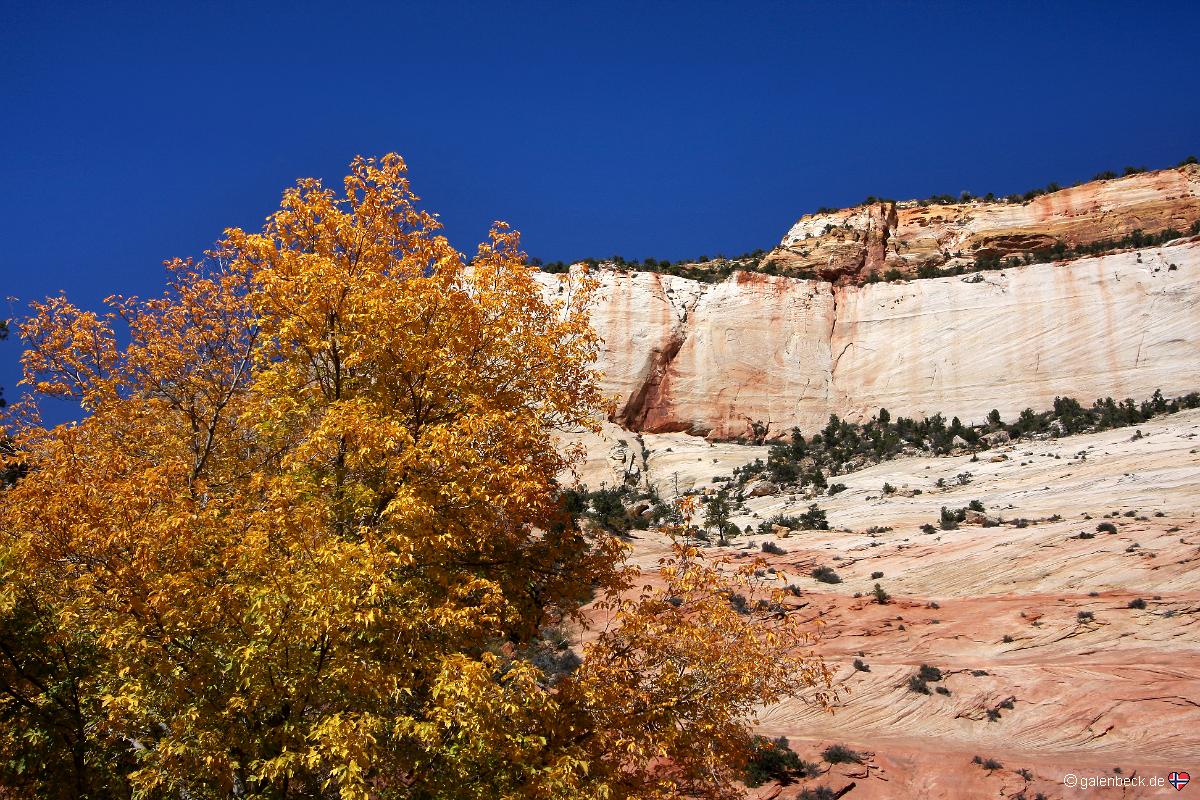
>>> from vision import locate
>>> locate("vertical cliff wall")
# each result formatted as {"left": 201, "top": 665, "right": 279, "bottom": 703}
{"left": 537, "top": 240, "right": 1200, "bottom": 439}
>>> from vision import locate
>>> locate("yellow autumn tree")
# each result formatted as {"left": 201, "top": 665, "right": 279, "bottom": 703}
{"left": 0, "top": 155, "right": 831, "bottom": 799}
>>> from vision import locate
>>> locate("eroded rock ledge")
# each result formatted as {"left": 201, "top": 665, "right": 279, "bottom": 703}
{"left": 765, "top": 164, "right": 1200, "bottom": 283}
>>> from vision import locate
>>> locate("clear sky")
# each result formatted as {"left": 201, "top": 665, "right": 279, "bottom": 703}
{"left": 2, "top": 1, "right": 1198, "bottom": 421}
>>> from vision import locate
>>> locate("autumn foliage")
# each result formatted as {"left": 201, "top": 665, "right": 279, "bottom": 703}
{"left": 0, "top": 155, "right": 831, "bottom": 799}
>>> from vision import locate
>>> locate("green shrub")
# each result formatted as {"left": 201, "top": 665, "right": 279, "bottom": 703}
{"left": 918, "top": 664, "right": 943, "bottom": 682}
{"left": 797, "top": 788, "right": 837, "bottom": 800}
{"left": 799, "top": 504, "right": 829, "bottom": 530}
{"left": 812, "top": 566, "right": 841, "bottom": 584}
{"left": 743, "top": 736, "right": 818, "bottom": 787}
{"left": 822, "top": 744, "right": 863, "bottom": 764}
{"left": 908, "top": 675, "right": 930, "bottom": 694}
{"left": 917, "top": 263, "right": 943, "bottom": 279}
{"left": 940, "top": 506, "right": 960, "bottom": 530}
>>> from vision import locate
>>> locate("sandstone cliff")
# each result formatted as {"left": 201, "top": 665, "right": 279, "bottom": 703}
{"left": 762, "top": 164, "right": 1200, "bottom": 283}
{"left": 549, "top": 164, "right": 1200, "bottom": 800}
{"left": 537, "top": 240, "right": 1200, "bottom": 440}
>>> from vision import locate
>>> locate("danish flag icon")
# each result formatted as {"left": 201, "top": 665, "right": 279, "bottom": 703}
{"left": 1169, "top": 771, "right": 1190, "bottom": 791}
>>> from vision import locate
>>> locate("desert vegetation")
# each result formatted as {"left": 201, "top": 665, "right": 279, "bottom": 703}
{"left": 910, "top": 157, "right": 1195, "bottom": 207}
{"left": 958, "top": 222, "right": 1200, "bottom": 275}
{"left": 742, "top": 736, "right": 820, "bottom": 787}
{"left": 719, "top": 390, "right": 1200, "bottom": 490}
{"left": 821, "top": 744, "right": 863, "bottom": 765}
{"left": 536, "top": 249, "right": 770, "bottom": 282}
{"left": 812, "top": 566, "right": 843, "bottom": 585}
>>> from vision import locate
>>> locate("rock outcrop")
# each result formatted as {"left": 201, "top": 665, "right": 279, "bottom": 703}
{"left": 538, "top": 241, "right": 1200, "bottom": 440}
{"left": 762, "top": 164, "right": 1200, "bottom": 283}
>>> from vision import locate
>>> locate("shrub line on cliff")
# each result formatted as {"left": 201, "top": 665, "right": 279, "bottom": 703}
{"left": 870, "top": 156, "right": 1197, "bottom": 209}
{"left": 721, "top": 389, "right": 1199, "bottom": 494}
{"left": 561, "top": 389, "right": 1200, "bottom": 541}
{"left": 866, "top": 221, "right": 1200, "bottom": 283}
{"left": 537, "top": 218, "right": 1199, "bottom": 286}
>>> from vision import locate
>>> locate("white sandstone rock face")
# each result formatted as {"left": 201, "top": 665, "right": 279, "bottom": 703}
{"left": 640, "top": 272, "right": 836, "bottom": 437}
{"left": 639, "top": 432, "right": 769, "bottom": 496}
{"left": 537, "top": 269, "right": 706, "bottom": 429}
{"left": 558, "top": 420, "right": 647, "bottom": 490}
{"left": 827, "top": 243, "right": 1199, "bottom": 426}
{"left": 537, "top": 240, "right": 1200, "bottom": 440}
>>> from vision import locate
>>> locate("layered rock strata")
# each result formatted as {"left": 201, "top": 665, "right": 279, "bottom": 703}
{"left": 764, "top": 164, "right": 1200, "bottom": 282}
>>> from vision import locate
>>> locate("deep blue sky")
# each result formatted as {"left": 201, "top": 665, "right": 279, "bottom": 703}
{"left": 2, "top": 1, "right": 1198, "bottom": 421}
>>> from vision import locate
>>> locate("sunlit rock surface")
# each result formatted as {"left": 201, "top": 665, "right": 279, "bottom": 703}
{"left": 539, "top": 241, "right": 1200, "bottom": 441}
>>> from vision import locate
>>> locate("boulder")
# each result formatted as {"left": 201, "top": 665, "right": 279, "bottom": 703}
{"left": 628, "top": 500, "right": 651, "bottom": 517}
{"left": 964, "top": 510, "right": 1001, "bottom": 526}
{"left": 748, "top": 480, "right": 780, "bottom": 497}
{"left": 984, "top": 430, "right": 1011, "bottom": 446}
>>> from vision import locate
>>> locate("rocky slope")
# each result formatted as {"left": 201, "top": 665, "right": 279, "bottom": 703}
{"left": 604, "top": 410, "right": 1200, "bottom": 799}
{"left": 538, "top": 240, "right": 1200, "bottom": 442}
{"left": 764, "top": 164, "right": 1200, "bottom": 283}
